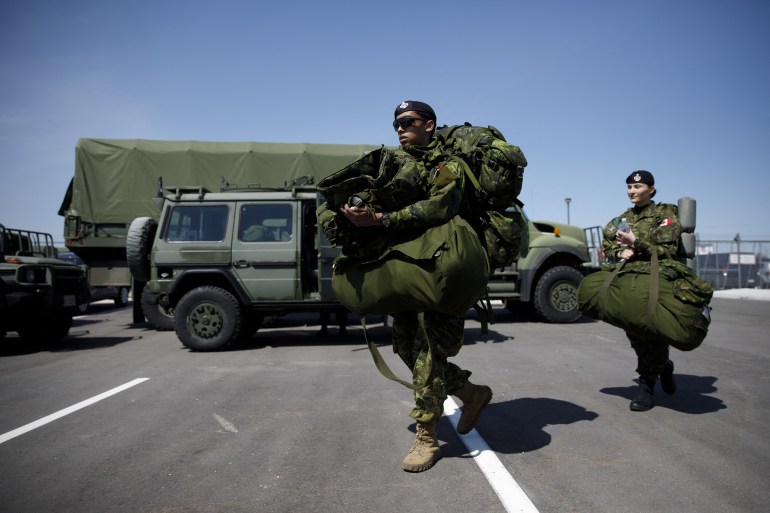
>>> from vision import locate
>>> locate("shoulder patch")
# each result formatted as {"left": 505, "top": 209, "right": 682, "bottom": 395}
{"left": 430, "top": 163, "right": 458, "bottom": 187}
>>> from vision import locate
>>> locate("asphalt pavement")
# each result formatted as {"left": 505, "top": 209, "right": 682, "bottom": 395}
{"left": 0, "top": 295, "right": 768, "bottom": 513}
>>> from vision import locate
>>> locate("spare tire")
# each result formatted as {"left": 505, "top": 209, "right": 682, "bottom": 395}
{"left": 127, "top": 217, "right": 158, "bottom": 283}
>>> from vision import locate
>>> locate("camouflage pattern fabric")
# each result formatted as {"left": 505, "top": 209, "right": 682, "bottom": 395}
{"left": 316, "top": 140, "right": 469, "bottom": 256}
{"left": 392, "top": 311, "right": 471, "bottom": 423}
{"left": 602, "top": 202, "right": 681, "bottom": 263}
{"left": 602, "top": 202, "right": 683, "bottom": 374}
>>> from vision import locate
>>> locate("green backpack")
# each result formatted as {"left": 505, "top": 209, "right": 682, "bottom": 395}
{"left": 435, "top": 123, "right": 529, "bottom": 268}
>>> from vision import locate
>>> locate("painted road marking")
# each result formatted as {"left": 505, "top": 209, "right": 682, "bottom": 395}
{"left": 0, "top": 378, "right": 150, "bottom": 445}
{"left": 444, "top": 397, "right": 539, "bottom": 513}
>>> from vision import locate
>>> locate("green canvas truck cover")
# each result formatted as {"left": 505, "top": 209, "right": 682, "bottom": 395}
{"left": 63, "top": 138, "right": 380, "bottom": 223}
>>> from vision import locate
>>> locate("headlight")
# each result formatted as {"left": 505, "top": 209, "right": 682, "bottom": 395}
{"left": 19, "top": 266, "right": 47, "bottom": 284}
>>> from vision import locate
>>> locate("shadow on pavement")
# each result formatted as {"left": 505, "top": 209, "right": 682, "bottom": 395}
{"left": 599, "top": 374, "right": 726, "bottom": 414}
{"left": 439, "top": 397, "right": 599, "bottom": 456}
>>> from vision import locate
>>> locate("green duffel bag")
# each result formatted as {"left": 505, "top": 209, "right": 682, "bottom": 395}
{"left": 577, "top": 252, "right": 713, "bottom": 351}
{"left": 332, "top": 215, "right": 489, "bottom": 316}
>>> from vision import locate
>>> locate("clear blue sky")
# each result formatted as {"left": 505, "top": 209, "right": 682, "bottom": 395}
{"left": 1, "top": 0, "right": 768, "bottom": 243}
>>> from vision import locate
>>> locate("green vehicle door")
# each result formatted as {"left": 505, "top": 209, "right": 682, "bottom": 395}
{"left": 232, "top": 202, "right": 300, "bottom": 300}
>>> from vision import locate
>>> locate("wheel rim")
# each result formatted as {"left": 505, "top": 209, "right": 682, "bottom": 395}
{"left": 550, "top": 281, "right": 578, "bottom": 313}
{"left": 186, "top": 301, "right": 225, "bottom": 339}
{"left": 119, "top": 288, "right": 130, "bottom": 303}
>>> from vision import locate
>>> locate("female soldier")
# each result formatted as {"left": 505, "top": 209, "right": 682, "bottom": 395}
{"left": 602, "top": 170, "right": 682, "bottom": 411}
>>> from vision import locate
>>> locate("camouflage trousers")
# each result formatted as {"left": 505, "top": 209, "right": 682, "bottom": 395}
{"left": 392, "top": 311, "right": 471, "bottom": 423}
{"left": 627, "top": 332, "right": 670, "bottom": 379}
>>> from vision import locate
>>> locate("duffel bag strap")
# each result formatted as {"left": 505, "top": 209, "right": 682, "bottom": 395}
{"left": 646, "top": 247, "right": 661, "bottom": 329}
{"left": 361, "top": 315, "right": 432, "bottom": 390}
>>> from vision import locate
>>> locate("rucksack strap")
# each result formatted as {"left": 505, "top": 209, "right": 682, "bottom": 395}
{"left": 471, "top": 294, "right": 494, "bottom": 335}
{"left": 360, "top": 315, "right": 432, "bottom": 390}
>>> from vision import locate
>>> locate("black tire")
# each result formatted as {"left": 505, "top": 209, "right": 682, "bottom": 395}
{"left": 141, "top": 288, "right": 174, "bottom": 331}
{"left": 114, "top": 287, "right": 130, "bottom": 307}
{"left": 174, "top": 286, "right": 242, "bottom": 351}
{"left": 18, "top": 312, "right": 73, "bottom": 344}
{"left": 132, "top": 280, "right": 146, "bottom": 324}
{"left": 532, "top": 265, "right": 584, "bottom": 323}
{"left": 126, "top": 217, "right": 157, "bottom": 283}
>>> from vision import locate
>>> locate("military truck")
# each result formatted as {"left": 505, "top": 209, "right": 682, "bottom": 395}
{"left": 130, "top": 180, "right": 598, "bottom": 351}
{"left": 488, "top": 215, "right": 601, "bottom": 323}
{"left": 58, "top": 138, "right": 380, "bottom": 324}
{"left": 0, "top": 224, "right": 90, "bottom": 343}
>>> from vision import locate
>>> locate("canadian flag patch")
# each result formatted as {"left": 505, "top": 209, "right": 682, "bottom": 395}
{"left": 660, "top": 218, "right": 672, "bottom": 227}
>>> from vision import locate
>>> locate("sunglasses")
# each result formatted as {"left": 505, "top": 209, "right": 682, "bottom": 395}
{"left": 392, "top": 116, "right": 427, "bottom": 131}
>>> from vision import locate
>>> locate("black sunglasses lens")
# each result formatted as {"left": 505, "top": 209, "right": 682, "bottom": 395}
{"left": 393, "top": 117, "right": 420, "bottom": 130}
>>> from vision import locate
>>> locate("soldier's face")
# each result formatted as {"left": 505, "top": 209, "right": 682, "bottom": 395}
{"left": 627, "top": 183, "right": 654, "bottom": 206}
{"left": 394, "top": 111, "right": 434, "bottom": 147}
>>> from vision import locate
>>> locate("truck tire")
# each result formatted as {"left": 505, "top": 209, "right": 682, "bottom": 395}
{"left": 127, "top": 217, "right": 157, "bottom": 283}
{"left": 114, "top": 286, "right": 130, "bottom": 307}
{"left": 532, "top": 265, "right": 584, "bottom": 323}
{"left": 18, "top": 312, "right": 73, "bottom": 344}
{"left": 141, "top": 288, "right": 174, "bottom": 331}
{"left": 174, "top": 286, "right": 242, "bottom": 351}
{"left": 132, "top": 280, "right": 146, "bottom": 324}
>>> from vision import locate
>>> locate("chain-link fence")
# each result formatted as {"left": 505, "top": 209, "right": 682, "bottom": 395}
{"left": 695, "top": 239, "right": 770, "bottom": 290}
{"left": 583, "top": 229, "right": 770, "bottom": 290}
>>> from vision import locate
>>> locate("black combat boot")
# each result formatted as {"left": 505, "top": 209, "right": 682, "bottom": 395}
{"left": 660, "top": 359, "right": 676, "bottom": 395}
{"left": 630, "top": 376, "right": 656, "bottom": 411}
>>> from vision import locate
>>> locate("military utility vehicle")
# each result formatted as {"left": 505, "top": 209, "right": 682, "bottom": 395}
{"left": 0, "top": 224, "right": 90, "bottom": 343}
{"left": 59, "top": 138, "right": 379, "bottom": 324}
{"left": 131, "top": 181, "right": 598, "bottom": 351}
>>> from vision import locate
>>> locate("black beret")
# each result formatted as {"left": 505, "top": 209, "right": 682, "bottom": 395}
{"left": 394, "top": 100, "right": 436, "bottom": 122}
{"left": 626, "top": 170, "right": 655, "bottom": 186}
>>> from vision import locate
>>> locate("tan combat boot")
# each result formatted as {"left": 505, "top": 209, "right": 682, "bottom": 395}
{"left": 454, "top": 381, "right": 493, "bottom": 434}
{"left": 402, "top": 421, "right": 441, "bottom": 472}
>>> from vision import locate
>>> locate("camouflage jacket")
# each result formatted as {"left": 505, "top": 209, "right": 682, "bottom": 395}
{"left": 602, "top": 202, "right": 681, "bottom": 262}
{"left": 385, "top": 139, "right": 466, "bottom": 231}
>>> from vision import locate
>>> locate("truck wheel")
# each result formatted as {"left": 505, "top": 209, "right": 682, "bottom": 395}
{"left": 132, "top": 280, "right": 146, "bottom": 324}
{"left": 532, "top": 265, "right": 584, "bottom": 323}
{"left": 174, "top": 286, "right": 242, "bottom": 351}
{"left": 127, "top": 217, "right": 157, "bottom": 283}
{"left": 114, "top": 287, "right": 130, "bottom": 307}
{"left": 18, "top": 313, "right": 73, "bottom": 344}
{"left": 141, "top": 288, "right": 174, "bottom": 331}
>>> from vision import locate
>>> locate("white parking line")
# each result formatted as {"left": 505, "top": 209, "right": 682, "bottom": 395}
{"left": 444, "top": 397, "right": 539, "bottom": 513}
{"left": 0, "top": 378, "right": 150, "bottom": 445}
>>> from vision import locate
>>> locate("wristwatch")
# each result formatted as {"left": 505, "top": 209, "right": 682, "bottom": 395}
{"left": 381, "top": 212, "right": 391, "bottom": 228}
{"left": 632, "top": 238, "right": 639, "bottom": 249}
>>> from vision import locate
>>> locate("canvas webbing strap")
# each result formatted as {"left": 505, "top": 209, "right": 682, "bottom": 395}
{"left": 450, "top": 156, "right": 483, "bottom": 196}
{"left": 360, "top": 315, "right": 432, "bottom": 391}
{"left": 646, "top": 248, "right": 660, "bottom": 331}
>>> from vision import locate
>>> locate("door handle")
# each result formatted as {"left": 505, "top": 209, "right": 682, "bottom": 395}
{"left": 233, "top": 260, "right": 251, "bottom": 269}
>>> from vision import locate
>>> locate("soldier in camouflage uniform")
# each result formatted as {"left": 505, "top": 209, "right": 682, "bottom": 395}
{"left": 340, "top": 101, "right": 493, "bottom": 472}
{"left": 602, "top": 170, "right": 681, "bottom": 411}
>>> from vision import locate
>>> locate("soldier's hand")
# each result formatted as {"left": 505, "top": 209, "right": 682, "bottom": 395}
{"left": 619, "top": 248, "right": 636, "bottom": 260}
{"left": 340, "top": 204, "right": 381, "bottom": 227}
{"left": 616, "top": 229, "right": 636, "bottom": 247}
